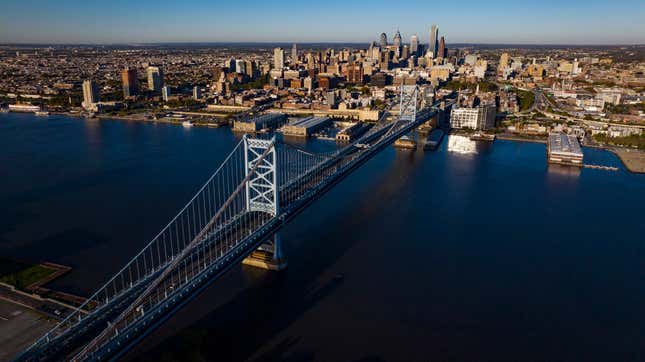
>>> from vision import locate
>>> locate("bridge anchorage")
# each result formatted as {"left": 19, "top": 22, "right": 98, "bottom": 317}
{"left": 242, "top": 137, "right": 287, "bottom": 270}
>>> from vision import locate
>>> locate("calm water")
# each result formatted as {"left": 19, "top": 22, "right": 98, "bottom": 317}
{"left": 1, "top": 112, "right": 644, "bottom": 361}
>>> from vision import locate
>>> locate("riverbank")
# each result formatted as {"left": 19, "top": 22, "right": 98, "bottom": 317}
{"left": 495, "top": 133, "right": 547, "bottom": 144}
{"left": 611, "top": 148, "right": 645, "bottom": 173}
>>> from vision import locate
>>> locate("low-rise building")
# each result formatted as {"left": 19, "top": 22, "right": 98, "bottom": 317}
{"left": 547, "top": 133, "right": 583, "bottom": 166}
{"left": 281, "top": 116, "right": 331, "bottom": 137}
{"left": 233, "top": 113, "right": 287, "bottom": 132}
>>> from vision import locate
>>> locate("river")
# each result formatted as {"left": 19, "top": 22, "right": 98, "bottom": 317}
{"left": 1, "top": 112, "right": 644, "bottom": 361}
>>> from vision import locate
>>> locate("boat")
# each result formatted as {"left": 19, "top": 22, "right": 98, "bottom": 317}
{"left": 424, "top": 129, "right": 445, "bottom": 151}
{"left": 0, "top": 108, "right": 9, "bottom": 113}
{"left": 182, "top": 121, "right": 193, "bottom": 128}
{"left": 35, "top": 111, "right": 50, "bottom": 116}
{"left": 470, "top": 132, "right": 496, "bottom": 141}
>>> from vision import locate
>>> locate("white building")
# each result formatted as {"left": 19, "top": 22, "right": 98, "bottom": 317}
{"left": 162, "top": 86, "right": 171, "bottom": 102}
{"left": 450, "top": 105, "right": 496, "bottom": 130}
{"left": 82, "top": 80, "right": 100, "bottom": 110}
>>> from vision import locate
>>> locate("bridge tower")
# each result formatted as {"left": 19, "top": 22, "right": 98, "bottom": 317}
{"left": 393, "top": 84, "right": 420, "bottom": 149}
{"left": 242, "top": 136, "right": 288, "bottom": 271}
{"left": 399, "top": 84, "right": 418, "bottom": 122}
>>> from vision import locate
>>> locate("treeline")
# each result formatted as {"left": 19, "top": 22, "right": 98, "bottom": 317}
{"left": 593, "top": 133, "right": 645, "bottom": 150}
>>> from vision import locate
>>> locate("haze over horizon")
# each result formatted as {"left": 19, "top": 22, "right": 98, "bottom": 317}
{"left": 1, "top": 0, "right": 644, "bottom": 45}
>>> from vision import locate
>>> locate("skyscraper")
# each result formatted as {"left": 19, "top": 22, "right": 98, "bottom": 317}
{"left": 162, "top": 86, "right": 171, "bottom": 101}
{"left": 291, "top": 43, "right": 297, "bottom": 63}
{"left": 410, "top": 34, "right": 419, "bottom": 56}
{"left": 121, "top": 67, "right": 138, "bottom": 98}
{"left": 82, "top": 80, "right": 99, "bottom": 110}
{"left": 429, "top": 24, "right": 438, "bottom": 58}
{"left": 379, "top": 32, "right": 388, "bottom": 48}
{"left": 393, "top": 29, "right": 402, "bottom": 48}
{"left": 146, "top": 66, "right": 163, "bottom": 93}
{"left": 438, "top": 36, "right": 446, "bottom": 59}
{"left": 274, "top": 47, "right": 284, "bottom": 69}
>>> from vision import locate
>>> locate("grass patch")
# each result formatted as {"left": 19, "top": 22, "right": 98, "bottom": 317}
{"left": 0, "top": 262, "right": 56, "bottom": 290}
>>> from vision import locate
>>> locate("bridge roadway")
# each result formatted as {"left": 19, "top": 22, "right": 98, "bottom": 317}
{"left": 19, "top": 107, "right": 436, "bottom": 362}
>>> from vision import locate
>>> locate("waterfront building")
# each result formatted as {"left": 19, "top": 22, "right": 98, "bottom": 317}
{"left": 281, "top": 116, "right": 331, "bottom": 137}
{"left": 233, "top": 113, "right": 287, "bottom": 132}
{"left": 82, "top": 80, "right": 100, "bottom": 110}
{"left": 450, "top": 105, "right": 496, "bottom": 130}
{"left": 547, "top": 133, "right": 584, "bottom": 165}
{"left": 336, "top": 122, "right": 370, "bottom": 141}
{"left": 274, "top": 47, "right": 285, "bottom": 69}
{"left": 121, "top": 67, "right": 138, "bottom": 98}
{"left": 146, "top": 66, "right": 164, "bottom": 93}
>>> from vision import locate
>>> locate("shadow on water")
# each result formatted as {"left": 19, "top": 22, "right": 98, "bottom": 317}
{"left": 125, "top": 148, "right": 423, "bottom": 362}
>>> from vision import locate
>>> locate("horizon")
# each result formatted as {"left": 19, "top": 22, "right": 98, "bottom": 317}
{"left": 1, "top": 0, "right": 644, "bottom": 44}
{"left": 2, "top": 41, "right": 644, "bottom": 47}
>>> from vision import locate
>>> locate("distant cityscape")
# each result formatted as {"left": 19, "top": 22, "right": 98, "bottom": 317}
{"left": 1, "top": 26, "right": 644, "bottom": 163}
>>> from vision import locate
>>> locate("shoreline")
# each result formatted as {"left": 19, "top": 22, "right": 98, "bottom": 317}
{"left": 5, "top": 112, "right": 644, "bottom": 174}
{"left": 607, "top": 148, "right": 645, "bottom": 174}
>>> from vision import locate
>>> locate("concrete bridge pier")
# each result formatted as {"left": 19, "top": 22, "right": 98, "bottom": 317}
{"left": 242, "top": 233, "right": 288, "bottom": 271}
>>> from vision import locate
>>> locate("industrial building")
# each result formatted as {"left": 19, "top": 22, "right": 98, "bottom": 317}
{"left": 336, "top": 122, "right": 370, "bottom": 142}
{"left": 281, "top": 116, "right": 331, "bottom": 137}
{"left": 233, "top": 113, "right": 287, "bottom": 132}
{"left": 547, "top": 133, "right": 584, "bottom": 166}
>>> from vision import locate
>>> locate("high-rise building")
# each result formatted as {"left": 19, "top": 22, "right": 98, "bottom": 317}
{"left": 273, "top": 47, "right": 285, "bottom": 69}
{"left": 429, "top": 24, "right": 438, "bottom": 58}
{"left": 82, "top": 80, "right": 99, "bottom": 110}
{"left": 193, "top": 86, "right": 202, "bottom": 100}
{"left": 235, "top": 59, "right": 246, "bottom": 74}
{"left": 162, "top": 86, "right": 171, "bottom": 102}
{"left": 438, "top": 36, "right": 446, "bottom": 59}
{"left": 121, "top": 67, "right": 138, "bottom": 98}
{"left": 146, "top": 66, "right": 164, "bottom": 93}
{"left": 379, "top": 32, "right": 388, "bottom": 48}
{"left": 410, "top": 34, "right": 419, "bottom": 56}
{"left": 291, "top": 43, "right": 297, "bottom": 63}
{"left": 393, "top": 29, "right": 402, "bottom": 48}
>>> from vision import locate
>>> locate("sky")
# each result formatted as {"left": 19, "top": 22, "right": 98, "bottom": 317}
{"left": 1, "top": 0, "right": 644, "bottom": 45}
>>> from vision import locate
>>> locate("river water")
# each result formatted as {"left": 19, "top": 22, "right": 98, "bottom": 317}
{"left": 1, "top": 112, "right": 644, "bottom": 361}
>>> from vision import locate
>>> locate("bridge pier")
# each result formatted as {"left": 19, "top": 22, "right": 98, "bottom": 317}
{"left": 242, "top": 233, "right": 288, "bottom": 271}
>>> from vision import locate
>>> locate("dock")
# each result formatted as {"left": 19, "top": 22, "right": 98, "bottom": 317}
{"left": 582, "top": 164, "right": 619, "bottom": 171}
{"left": 393, "top": 135, "right": 417, "bottom": 150}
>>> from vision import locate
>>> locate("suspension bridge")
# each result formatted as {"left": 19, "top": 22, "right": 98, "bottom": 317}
{"left": 18, "top": 86, "right": 435, "bottom": 362}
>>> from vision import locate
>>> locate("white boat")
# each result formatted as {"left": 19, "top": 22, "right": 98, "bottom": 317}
{"left": 35, "top": 111, "right": 50, "bottom": 116}
{"left": 182, "top": 121, "right": 193, "bottom": 128}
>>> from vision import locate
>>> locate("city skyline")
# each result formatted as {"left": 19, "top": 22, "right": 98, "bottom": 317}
{"left": 1, "top": 0, "right": 644, "bottom": 45}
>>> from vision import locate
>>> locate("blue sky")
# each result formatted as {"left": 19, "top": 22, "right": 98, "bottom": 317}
{"left": 1, "top": 0, "right": 644, "bottom": 44}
